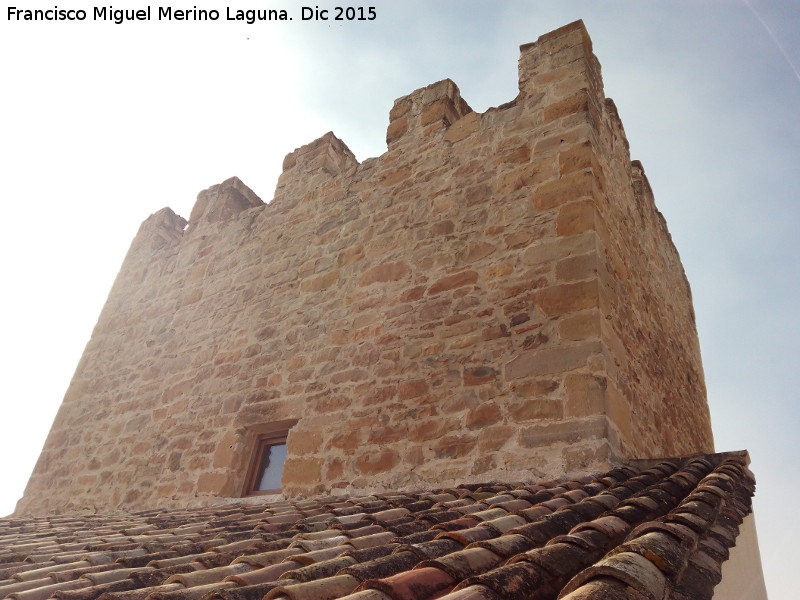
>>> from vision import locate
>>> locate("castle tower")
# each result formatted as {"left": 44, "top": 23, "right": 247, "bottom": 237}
{"left": 17, "top": 21, "right": 712, "bottom": 515}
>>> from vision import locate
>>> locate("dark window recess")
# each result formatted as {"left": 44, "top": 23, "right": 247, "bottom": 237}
{"left": 244, "top": 432, "right": 288, "bottom": 495}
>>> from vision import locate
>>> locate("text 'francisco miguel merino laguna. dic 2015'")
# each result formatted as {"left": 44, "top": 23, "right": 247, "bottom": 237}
{"left": 7, "top": 6, "right": 379, "bottom": 24}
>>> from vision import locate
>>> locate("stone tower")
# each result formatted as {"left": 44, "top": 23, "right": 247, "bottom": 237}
{"left": 17, "top": 21, "right": 712, "bottom": 515}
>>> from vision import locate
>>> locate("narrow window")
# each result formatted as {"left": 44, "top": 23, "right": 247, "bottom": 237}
{"left": 243, "top": 431, "right": 288, "bottom": 495}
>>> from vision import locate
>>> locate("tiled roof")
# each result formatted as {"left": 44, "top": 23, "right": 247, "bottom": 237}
{"left": 1, "top": 452, "right": 753, "bottom": 600}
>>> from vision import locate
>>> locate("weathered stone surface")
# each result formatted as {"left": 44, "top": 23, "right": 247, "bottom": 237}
{"left": 534, "top": 280, "right": 599, "bottom": 316}
{"left": 398, "top": 379, "right": 429, "bottom": 400}
{"left": 518, "top": 416, "right": 607, "bottom": 448}
{"left": 281, "top": 458, "right": 324, "bottom": 486}
{"left": 466, "top": 403, "right": 502, "bottom": 429}
{"left": 509, "top": 398, "right": 564, "bottom": 422}
{"left": 17, "top": 20, "right": 712, "bottom": 515}
{"left": 558, "top": 310, "right": 601, "bottom": 341}
{"left": 300, "top": 270, "right": 340, "bottom": 293}
{"left": 556, "top": 252, "right": 598, "bottom": 281}
{"left": 533, "top": 171, "right": 597, "bottom": 211}
{"left": 287, "top": 430, "right": 323, "bottom": 456}
{"left": 433, "top": 434, "right": 477, "bottom": 459}
{"left": 565, "top": 374, "right": 606, "bottom": 417}
{"left": 355, "top": 449, "right": 400, "bottom": 475}
{"left": 463, "top": 367, "right": 497, "bottom": 386}
{"left": 428, "top": 271, "right": 478, "bottom": 295}
{"left": 521, "top": 233, "right": 596, "bottom": 267}
{"left": 358, "top": 262, "right": 410, "bottom": 286}
{"left": 505, "top": 342, "right": 602, "bottom": 380}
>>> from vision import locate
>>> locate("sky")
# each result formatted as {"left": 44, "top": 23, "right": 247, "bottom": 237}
{"left": 1, "top": 0, "right": 798, "bottom": 596}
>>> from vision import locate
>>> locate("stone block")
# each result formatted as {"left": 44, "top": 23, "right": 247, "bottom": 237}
{"left": 508, "top": 398, "right": 564, "bottom": 422}
{"left": 197, "top": 472, "right": 232, "bottom": 495}
{"left": 533, "top": 171, "right": 597, "bottom": 211}
{"left": 543, "top": 91, "right": 590, "bottom": 123}
{"left": 536, "top": 20, "right": 592, "bottom": 56}
{"left": 463, "top": 367, "right": 497, "bottom": 386}
{"left": 433, "top": 434, "right": 477, "bottom": 459}
{"left": 556, "top": 252, "right": 598, "bottom": 281}
{"left": 431, "top": 220, "right": 455, "bottom": 235}
{"left": 300, "top": 270, "right": 340, "bottom": 293}
{"left": 325, "top": 458, "right": 345, "bottom": 481}
{"left": 505, "top": 341, "right": 601, "bottom": 380}
{"left": 358, "top": 261, "right": 411, "bottom": 286}
{"left": 563, "top": 440, "right": 610, "bottom": 472}
{"left": 477, "top": 425, "right": 516, "bottom": 452}
{"left": 420, "top": 98, "right": 451, "bottom": 126}
{"left": 511, "top": 378, "right": 560, "bottom": 396}
{"left": 466, "top": 403, "right": 502, "bottom": 429}
{"left": 378, "top": 166, "right": 413, "bottom": 187}
{"left": 605, "top": 380, "right": 633, "bottom": 444}
{"left": 559, "top": 140, "right": 598, "bottom": 175}
{"left": 408, "top": 420, "right": 445, "bottom": 443}
{"left": 482, "top": 262, "right": 514, "bottom": 281}
{"left": 337, "top": 245, "right": 365, "bottom": 267}
{"left": 390, "top": 96, "right": 412, "bottom": 121}
{"left": 212, "top": 431, "right": 239, "bottom": 468}
{"left": 494, "top": 163, "right": 551, "bottom": 194}
{"left": 459, "top": 242, "right": 496, "bottom": 263}
{"left": 386, "top": 116, "right": 409, "bottom": 145}
{"left": 328, "top": 430, "right": 361, "bottom": 453}
{"left": 521, "top": 232, "right": 595, "bottom": 266}
{"left": 481, "top": 326, "right": 510, "bottom": 341}
{"left": 497, "top": 141, "right": 532, "bottom": 164}
{"left": 565, "top": 374, "right": 606, "bottom": 417}
{"left": 287, "top": 430, "right": 323, "bottom": 456}
{"left": 518, "top": 416, "right": 606, "bottom": 448}
{"left": 533, "top": 123, "right": 593, "bottom": 157}
{"left": 522, "top": 332, "right": 549, "bottom": 351}
{"left": 428, "top": 271, "right": 478, "bottom": 295}
{"left": 558, "top": 310, "right": 601, "bottom": 341}
{"left": 534, "top": 280, "right": 599, "bottom": 317}
{"left": 282, "top": 458, "right": 324, "bottom": 486}
{"left": 189, "top": 177, "right": 264, "bottom": 226}
{"left": 399, "top": 379, "right": 429, "bottom": 400}
{"left": 367, "top": 426, "right": 406, "bottom": 445}
{"left": 555, "top": 199, "right": 602, "bottom": 237}
{"left": 504, "top": 231, "right": 532, "bottom": 249}
{"left": 443, "top": 111, "right": 481, "bottom": 143}
{"left": 449, "top": 334, "right": 481, "bottom": 350}
{"left": 354, "top": 449, "right": 400, "bottom": 475}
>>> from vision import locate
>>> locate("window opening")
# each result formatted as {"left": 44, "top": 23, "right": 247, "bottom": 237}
{"left": 243, "top": 431, "right": 288, "bottom": 495}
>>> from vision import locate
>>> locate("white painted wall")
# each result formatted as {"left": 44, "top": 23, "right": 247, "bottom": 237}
{"left": 715, "top": 512, "right": 768, "bottom": 599}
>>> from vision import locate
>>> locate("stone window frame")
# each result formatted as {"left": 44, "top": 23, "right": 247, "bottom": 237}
{"left": 241, "top": 419, "right": 297, "bottom": 496}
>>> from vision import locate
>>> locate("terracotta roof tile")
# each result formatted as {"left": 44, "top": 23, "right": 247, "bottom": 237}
{"left": 8, "top": 579, "right": 92, "bottom": 600}
{"left": 0, "top": 452, "right": 755, "bottom": 600}
{"left": 397, "top": 539, "right": 460, "bottom": 562}
{"left": 282, "top": 556, "right": 357, "bottom": 582}
{"left": 264, "top": 573, "right": 359, "bottom": 600}
{"left": 338, "top": 589, "right": 393, "bottom": 600}
{"left": 394, "top": 532, "right": 437, "bottom": 546}
{"left": 359, "top": 566, "right": 454, "bottom": 600}
{"left": 342, "top": 546, "right": 398, "bottom": 564}
{"left": 418, "top": 547, "right": 502, "bottom": 581}
{"left": 202, "top": 581, "right": 283, "bottom": 600}
{"left": 339, "top": 551, "right": 419, "bottom": 582}
{"left": 459, "top": 560, "right": 550, "bottom": 599}
{"left": 437, "top": 526, "right": 495, "bottom": 546}
{"left": 54, "top": 579, "right": 138, "bottom": 600}
{"left": 434, "top": 585, "right": 500, "bottom": 600}
{"left": 468, "top": 535, "right": 535, "bottom": 560}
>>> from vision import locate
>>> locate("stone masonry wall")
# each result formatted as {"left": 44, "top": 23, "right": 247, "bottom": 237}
{"left": 17, "top": 21, "right": 713, "bottom": 515}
